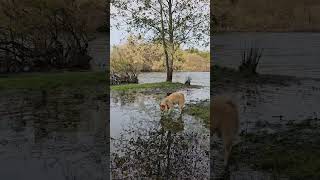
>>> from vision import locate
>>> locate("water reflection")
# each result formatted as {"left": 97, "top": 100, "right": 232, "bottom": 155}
{"left": 160, "top": 115, "right": 184, "bottom": 133}
{"left": 0, "top": 89, "right": 108, "bottom": 180}
{"left": 111, "top": 114, "right": 209, "bottom": 179}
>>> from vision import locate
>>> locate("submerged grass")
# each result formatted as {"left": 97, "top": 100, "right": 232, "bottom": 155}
{"left": 111, "top": 82, "right": 198, "bottom": 92}
{"left": 0, "top": 71, "right": 106, "bottom": 90}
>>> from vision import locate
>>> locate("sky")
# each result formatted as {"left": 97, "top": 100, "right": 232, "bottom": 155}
{"left": 110, "top": 6, "right": 209, "bottom": 51}
{"left": 110, "top": 19, "right": 127, "bottom": 47}
{"left": 110, "top": 27, "right": 209, "bottom": 51}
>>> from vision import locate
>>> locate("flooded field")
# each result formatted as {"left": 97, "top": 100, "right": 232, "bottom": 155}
{"left": 0, "top": 88, "right": 109, "bottom": 180}
{"left": 110, "top": 72, "right": 210, "bottom": 179}
{"left": 212, "top": 32, "right": 320, "bottom": 179}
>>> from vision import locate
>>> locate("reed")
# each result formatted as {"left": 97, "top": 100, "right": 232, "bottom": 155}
{"left": 239, "top": 47, "right": 263, "bottom": 76}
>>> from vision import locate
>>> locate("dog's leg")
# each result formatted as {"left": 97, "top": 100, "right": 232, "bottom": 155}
{"left": 223, "top": 137, "right": 233, "bottom": 167}
{"left": 178, "top": 103, "right": 184, "bottom": 114}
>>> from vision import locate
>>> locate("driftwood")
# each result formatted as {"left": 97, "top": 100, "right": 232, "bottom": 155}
{"left": 110, "top": 72, "right": 138, "bottom": 85}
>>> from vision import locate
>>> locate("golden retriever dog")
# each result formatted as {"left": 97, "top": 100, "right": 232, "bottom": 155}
{"left": 211, "top": 95, "right": 239, "bottom": 166}
{"left": 160, "top": 92, "right": 185, "bottom": 113}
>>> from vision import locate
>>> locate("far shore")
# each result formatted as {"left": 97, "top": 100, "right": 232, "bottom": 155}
{"left": 214, "top": 30, "right": 320, "bottom": 33}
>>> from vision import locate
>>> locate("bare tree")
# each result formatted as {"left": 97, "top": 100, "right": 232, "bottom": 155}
{"left": 0, "top": 0, "right": 105, "bottom": 73}
{"left": 111, "top": 0, "right": 209, "bottom": 82}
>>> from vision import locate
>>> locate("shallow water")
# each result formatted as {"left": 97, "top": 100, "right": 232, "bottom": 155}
{"left": 214, "top": 32, "right": 320, "bottom": 78}
{"left": 110, "top": 72, "right": 210, "bottom": 179}
{"left": 0, "top": 89, "right": 109, "bottom": 180}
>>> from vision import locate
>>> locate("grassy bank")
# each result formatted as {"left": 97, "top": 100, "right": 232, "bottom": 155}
{"left": 185, "top": 100, "right": 210, "bottom": 128}
{"left": 232, "top": 119, "right": 320, "bottom": 179}
{"left": 111, "top": 82, "right": 199, "bottom": 92}
{"left": 0, "top": 71, "right": 106, "bottom": 90}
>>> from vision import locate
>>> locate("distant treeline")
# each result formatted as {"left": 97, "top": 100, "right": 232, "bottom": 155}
{"left": 111, "top": 36, "right": 209, "bottom": 79}
{"left": 213, "top": 0, "right": 320, "bottom": 32}
{"left": 0, "top": 0, "right": 106, "bottom": 73}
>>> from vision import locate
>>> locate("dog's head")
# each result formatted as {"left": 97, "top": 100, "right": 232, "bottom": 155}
{"left": 160, "top": 102, "right": 169, "bottom": 111}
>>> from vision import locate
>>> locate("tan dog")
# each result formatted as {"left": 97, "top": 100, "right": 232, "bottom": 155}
{"left": 160, "top": 92, "right": 185, "bottom": 113}
{"left": 211, "top": 95, "right": 239, "bottom": 166}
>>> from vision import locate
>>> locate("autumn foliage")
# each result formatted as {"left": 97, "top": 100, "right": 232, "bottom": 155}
{"left": 111, "top": 36, "right": 209, "bottom": 78}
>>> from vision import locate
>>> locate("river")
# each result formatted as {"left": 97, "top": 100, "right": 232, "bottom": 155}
{"left": 214, "top": 32, "right": 320, "bottom": 79}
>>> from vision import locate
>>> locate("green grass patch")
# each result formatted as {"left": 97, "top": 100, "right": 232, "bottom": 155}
{"left": 0, "top": 71, "right": 106, "bottom": 90}
{"left": 233, "top": 119, "right": 320, "bottom": 179}
{"left": 111, "top": 82, "right": 198, "bottom": 92}
{"left": 185, "top": 100, "right": 210, "bottom": 128}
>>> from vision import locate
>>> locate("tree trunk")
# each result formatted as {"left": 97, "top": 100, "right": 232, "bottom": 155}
{"left": 168, "top": 0, "right": 174, "bottom": 82}
{"left": 158, "top": 0, "right": 172, "bottom": 82}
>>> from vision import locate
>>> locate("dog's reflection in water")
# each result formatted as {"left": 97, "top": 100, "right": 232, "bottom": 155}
{"left": 160, "top": 113, "right": 184, "bottom": 133}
